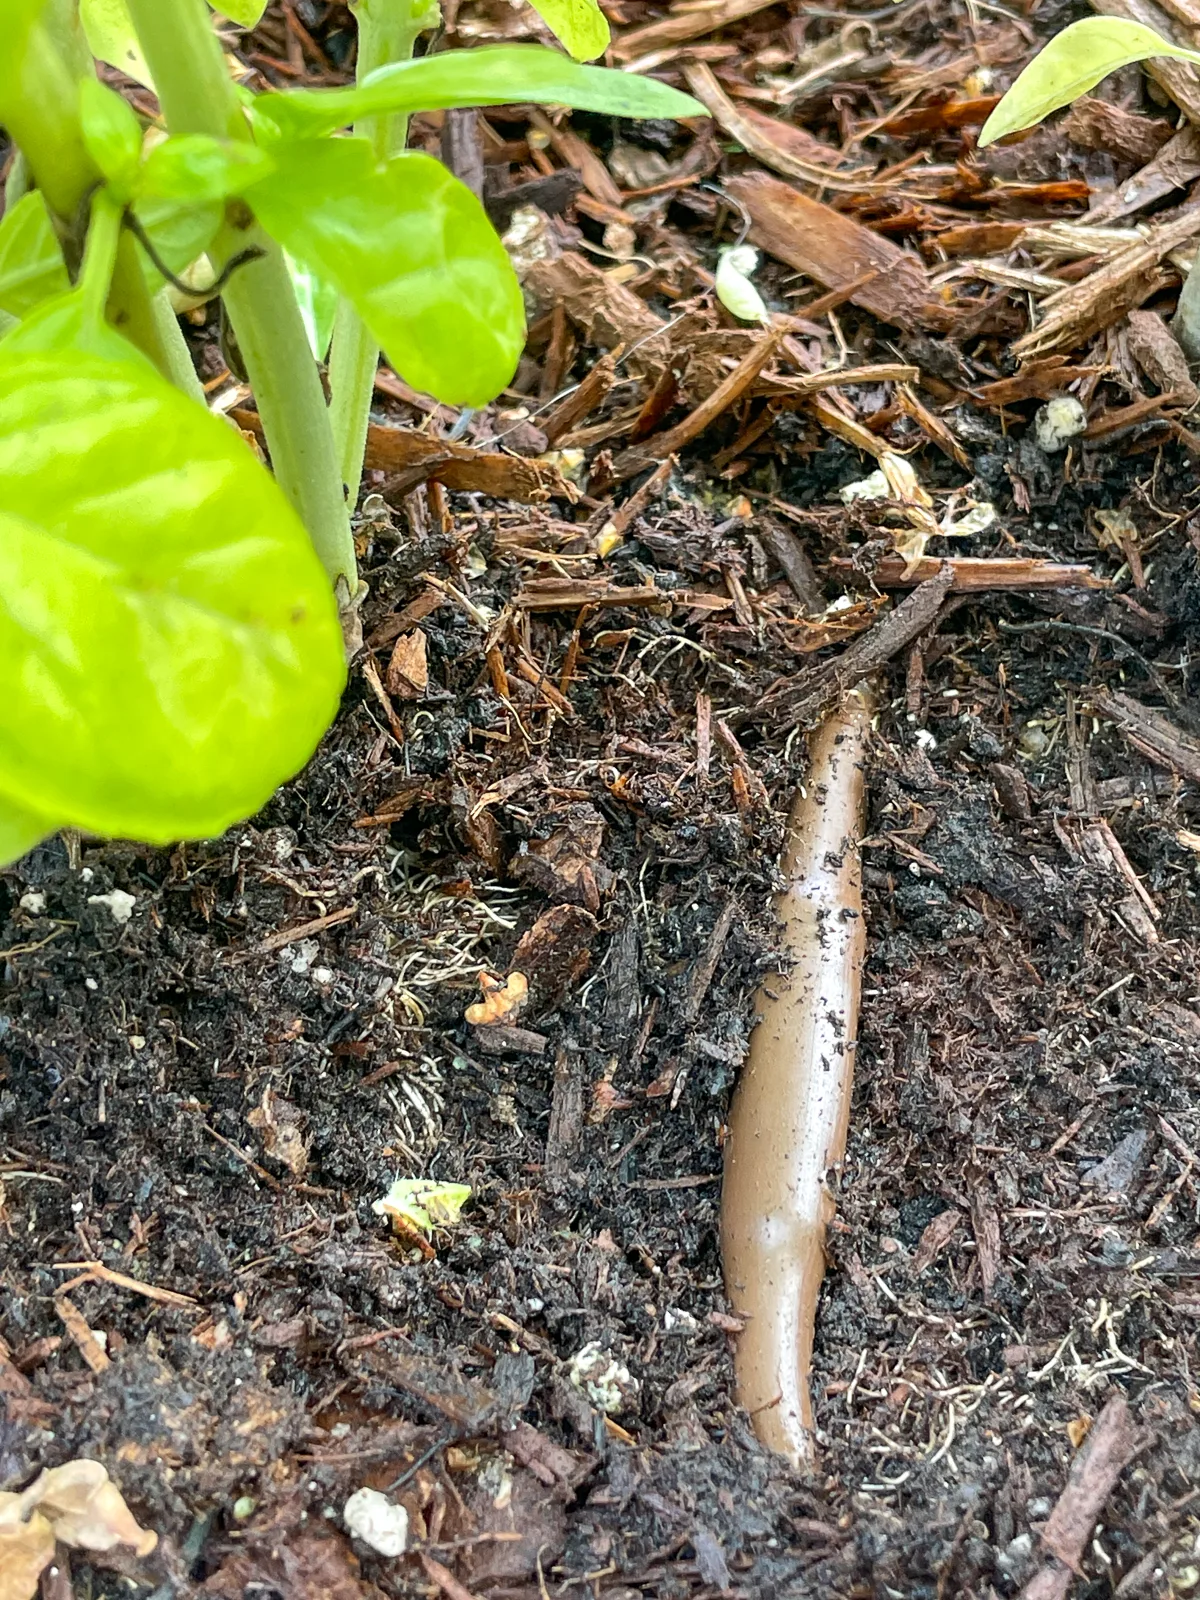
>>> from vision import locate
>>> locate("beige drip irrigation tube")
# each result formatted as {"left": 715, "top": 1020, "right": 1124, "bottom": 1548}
{"left": 721, "top": 683, "right": 873, "bottom": 1465}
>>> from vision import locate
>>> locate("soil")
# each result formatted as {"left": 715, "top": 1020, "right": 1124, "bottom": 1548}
{"left": 4, "top": 2, "right": 1200, "bottom": 1598}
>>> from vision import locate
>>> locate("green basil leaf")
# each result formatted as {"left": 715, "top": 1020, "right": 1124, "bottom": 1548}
{"left": 132, "top": 195, "right": 224, "bottom": 290}
{"left": 0, "top": 346, "right": 346, "bottom": 844}
{"left": 138, "top": 134, "right": 275, "bottom": 204}
{"left": 1, "top": 286, "right": 156, "bottom": 365}
{"left": 286, "top": 252, "right": 339, "bottom": 362}
{"left": 249, "top": 140, "right": 524, "bottom": 406}
{"left": 253, "top": 45, "right": 704, "bottom": 141}
{"left": 210, "top": 0, "right": 269, "bottom": 25}
{"left": 979, "top": 17, "right": 1200, "bottom": 145}
{"left": 80, "top": 0, "right": 154, "bottom": 89}
{"left": 0, "top": 794, "right": 58, "bottom": 867}
{"left": 0, "top": 193, "right": 70, "bottom": 322}
{"left": 527, "top": 0, "right": 609, "bottom": 61}
{"left": 79, "top": 77, "right": 143, "bottom": 196}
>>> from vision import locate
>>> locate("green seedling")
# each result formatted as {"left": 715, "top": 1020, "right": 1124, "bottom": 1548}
{"left": 374, "top": 1177, "right": 473, "bottom": 1236}
{"left": 979, "top": 16, "right": 1200, "bottom": 147}
{"left": 980, "top": 16, "right": 1200, "bottom": 359}
{"left": 0, "top": 0, "right": 702, "bottom": 868}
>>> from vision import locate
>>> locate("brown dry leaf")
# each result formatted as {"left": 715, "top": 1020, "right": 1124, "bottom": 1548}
{"left": 204, "top": 1531, "right": 379, "bottom": 1600}
{"left": 247, "top": 1088, "right": 310, "bottom": 1179}
{"left": 31, "top": 1460, "right": 158, "bottom": 1557}
{"left": 509, "top": 805, "right": 611, "bottom": 911}
{"left": 385, "top": 630, "right": 429, "bottom": 699}
{"left": 1067, "top": 1413, "right": 1093, "bottom": 1448}
{"left": 0, "top": 1500, "right": 55, "bottom": 1600}
{"left": 465, "top": 970, "right": 529, "bottom": 1026}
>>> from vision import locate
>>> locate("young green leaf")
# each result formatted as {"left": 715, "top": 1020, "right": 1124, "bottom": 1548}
{"left": 0, "top": 346, "right": 346, "bottom": 846}
{"left": 137, "top": 135, "right": 275, "bottom": 204}
{"left": 978, "top": 16, "right": 1200, "bottom": 146}
{"left": 252, "top": 45, "right": 704, "bottom": 141}
{"left": 80, "top": 0, "right": 155, "bottom": 89}
{"left": 0, "top": 193, "right": 70, "bottom": 322}
{"left": 248, "top": 140, "right": 524, "bottom": 406}
{"left": 526, "top": 0, "right": 610, "bottom": 62}
{"left": 209, "top": 0, "right": 269, "bottom": 25}
{"left": 131, "top": 196, "right": 224, "bottom": 290}
{"left": 0, "top": 288, "right": 150, "bottom": 364}
{"left": 0, "top": 795, "right": 59, "bottom": 867}
{"left": 79, "top": 77, "right": 143, "bottom": 198}
{"left": 286, "top": 253, "right": 339, "bottom": 362}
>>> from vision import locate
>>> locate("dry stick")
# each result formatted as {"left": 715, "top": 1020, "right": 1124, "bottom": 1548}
{"left": 604, "top": 330, "right": 783, "bottom": 486}
{"left": 748, "top": 563, "right": 954, "bottom": 731}
{"left": 1020, "top": 1394, "right": 1150, "bottom": 1600}
{"left": 829, "top": 556, "right": 1105, "bottom": 591}
{"left": 721, "top": 685, "right": 873, "bottom": 1465}
{"left": 681, "top": 61, "right": 874, "bottom": 192}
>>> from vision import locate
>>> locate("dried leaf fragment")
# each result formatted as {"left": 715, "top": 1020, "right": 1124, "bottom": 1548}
{"left": 466, "top": 969, "right": 529, "bottom": 1025}
{"left": 385, "top": 630, "right": 429, "bottom": 699}
{"left": 247, "top": 1088, "right": 310, "bottom": 1179}
{"left": 31, "top": 1460, "right": 158, "bottom": 1557}
{"left": 0, "top": 1500, "right": 55, "bottom": 1600}
{"left": 0, "top": 1459, "right": 157, "bottom": 1600}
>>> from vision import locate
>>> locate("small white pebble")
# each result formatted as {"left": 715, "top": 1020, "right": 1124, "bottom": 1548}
{"left": 88, "top": 889, "right": 136, "bottom": 925}
{"left": 1034, "top": 395, "right": 1086, "bottom": 452}
{"left": 343, "top": 1488, "right": 408, "bottom": 1558}
{"left": 85, "top": 977, "right": 98, "bottom": 992}
{"left": 289, "top": 939, "right": 319, "bottom": 976}
{"left": 19, "top": 890, "right": 46, "bottom": 914}
{"left": 311, "top": 965, "right": 335, "bottom": 986}
{"left": 914, "top": 729, "right": 937, "bottom": 752}
{"left": 80, "top": 867, "right": 94, "bottom": 882}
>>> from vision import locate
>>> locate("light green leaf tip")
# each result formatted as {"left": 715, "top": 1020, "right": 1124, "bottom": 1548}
{"left": 527, "top": 0, "right": 610, "bottom": 61}
{"left": 80, "top": 0, "right": 154, "bottom": 89}
{"left": 979, "top": 16, "right": 1200, "bottom": 146}
{"left": 208, "top": 0, "right": 269, "bottom": 25}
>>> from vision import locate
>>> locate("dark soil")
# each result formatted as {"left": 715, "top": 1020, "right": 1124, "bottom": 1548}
{"left": 4, "top": 2, "right": 1200, "bottom": 1597}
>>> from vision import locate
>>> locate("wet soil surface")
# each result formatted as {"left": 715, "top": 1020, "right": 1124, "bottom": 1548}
{"left": 4, "top": 435, "right": 1199, "bottom": 1597}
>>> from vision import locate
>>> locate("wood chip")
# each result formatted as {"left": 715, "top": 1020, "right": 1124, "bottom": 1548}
{"left": 525, "top": 252, "right": 666, "bottom": 354}
{"left": 1062, "top": 96, "right": 1174, "bottom": 166}
{"left": 830, "top": 556, "right": 1105, "bottom": 590}
{"left": 541, "top": 348, "right": 619, "bottom": 444}
{"left": 605, "top": 330, "right": 783, "bottom": 485}
{"left": 726, "top": 171, "right": 936, "bottom": 332}
{"left": 613, "top": 0, "right": 782, "bottom": 60}
{"left": 51, "top": 1261, "right": 198, "bottom": 1310}
{"left": 528, "top": 107, "right": 624, "bottom": 208}
{"left": 969, "top": 1180, "right": 1002, "bottom": 1299}
{"left": 682, "top": 62, "right": 873, "bottom": 191}
{"left": 748, "top": 563, "right": 955, "bottom": 731}
{"left": 1125, "top": 309, "right": 1199, "bottom": 404}
{"left": 243, "top": 903, "right": 357, "bottom": 957}
{"left": 1088, "top": 690, "right": 1200, "bottom": 783}
{"left": 517, "top": 577, "right": 664, "bottom": 611}
{"left": 1019, "top": 1394, "right": 1150, "bottom": 1600}
{"left": 231, "top": 406, "right": 567, "bottom": 503}
{"left": 1089, "top": 123, "right": 1200, "bottom": 224}
{"left": 386, "top": 629, "right": 429, "bottom": 699}
{"left": 54, "top": 1294, "right": 110, "bottom": 1374}
{"left": 419, "top": 1552, "right": 485, "bottom": 1600}
{"left": 1012, "top": 206, "right": 1200, "bottom": 359}
{"left": 365, "top": 423, "right": 570, "bottom": 502}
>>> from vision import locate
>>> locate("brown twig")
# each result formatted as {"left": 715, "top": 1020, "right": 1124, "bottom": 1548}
{"left": 1019, "top": 1394, "right": 1150, "bottom": 1599}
